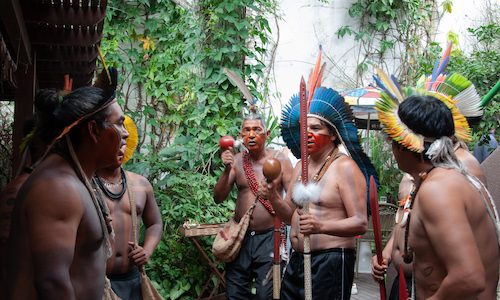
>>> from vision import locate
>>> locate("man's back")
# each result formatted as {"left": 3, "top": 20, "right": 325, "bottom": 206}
{"left": 7, "top": 154, "right": 106, "bottom": 299}
{"left": 410, "top": 168, "right": 499, "bottom": 299}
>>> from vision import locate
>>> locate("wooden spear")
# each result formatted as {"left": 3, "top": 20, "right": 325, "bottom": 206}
{"left": 369, "top": 175, "right": 387, "bottom": 299}
{"left": 299, "top": 77, "right": 312, "bottom": 300}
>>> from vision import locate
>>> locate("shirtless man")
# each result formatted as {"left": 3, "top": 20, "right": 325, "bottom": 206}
{"left": 377, "top": 94, "right": 499, "bottom": 299}
{"left": 7, "top": 81, "right": 125, "bottom": 299}
{"left": 263, "top": 87, "right": 377, "bottom": 299}
{"left": 95, "top": 134, "right": 162, "bottom": 300}
{"left": 213, "top": 113, "right": 293, "bottom": 300}
{"left": 372, "top": 145, "right": 487, "bottom": 299}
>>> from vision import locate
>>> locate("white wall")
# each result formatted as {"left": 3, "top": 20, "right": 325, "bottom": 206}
{"left": 268, "top": 0, "right": 499, "bottom": 117}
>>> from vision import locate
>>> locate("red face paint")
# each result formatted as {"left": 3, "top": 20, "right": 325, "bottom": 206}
{"left": 243, "top": 131, "right": 265, "bottom": 151}
{"left": 307, "top": 132, "right": 331, "bottom": 154}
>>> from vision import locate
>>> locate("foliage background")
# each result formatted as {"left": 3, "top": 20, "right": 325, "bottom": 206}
{"left": 101, "top": 0, "right": 278, "bottom": 298}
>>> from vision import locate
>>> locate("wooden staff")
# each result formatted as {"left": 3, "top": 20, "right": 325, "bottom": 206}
{"left": 263, "top": 158, "right": 282, "bottom": 300}
{"left": 369, "top": 175, "right": 387, "bottom": 299}
{"left": 299, "top": 77, "right": 312, "bottom": 300}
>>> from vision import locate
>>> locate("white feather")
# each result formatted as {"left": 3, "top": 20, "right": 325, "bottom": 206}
{"left": 292, "top": 182, "right": 322, "bottom": 207}
{"left": 454, "top": 85, "right": 483, "bottom": 117}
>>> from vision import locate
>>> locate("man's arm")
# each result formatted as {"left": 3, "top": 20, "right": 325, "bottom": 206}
{"left": 129, "top": 176, "right": 163, "bottom": 266}
{"left": 419, "top": 180, "right": 486, "bottom": 300}
{"left": 213, "top": 149, "right": 237, "bottom": 203}
{"left": 26, "top": 179, "right": 84, "bottom": 299}
{"left": 300, "top": 158, "right": 367, "bottom": 236}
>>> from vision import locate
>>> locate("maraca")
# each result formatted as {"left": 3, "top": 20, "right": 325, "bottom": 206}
{"left": 219, "top": 135, "right": 241, "bottom": 151}
{"left": 263, "top": 158, "right": 282, "bottom": 182}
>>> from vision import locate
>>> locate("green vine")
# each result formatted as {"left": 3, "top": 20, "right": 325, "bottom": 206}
{"left": 336, "top": 0, "right": 450, "bottom": 85}
{"left": 102, "top": 0, "right": 278, "bottom": 298}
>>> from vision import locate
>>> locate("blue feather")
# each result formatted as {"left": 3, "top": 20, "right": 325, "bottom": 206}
{"left": 435, "top": 56, "right": 449, "bottom": 78}
{"left": 373, "top": 75, "right": 398, "bottom": 101}
{"left": 391, "top": 75, "right": 402, "bottom": 94}
{"left": 430, "top": 58, "right": 440, "bottom": 82}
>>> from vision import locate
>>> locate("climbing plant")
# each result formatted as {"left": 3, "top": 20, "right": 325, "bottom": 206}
{"left": 336, "top": 0, "right": 452, "bottom": 85}
{"left": 102, "top": 0, "right": 278, "bottom": 298}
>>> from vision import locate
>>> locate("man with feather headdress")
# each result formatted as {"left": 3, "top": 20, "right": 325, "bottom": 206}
{"left": 375, "top": 66, "right": 499, "bottom": 298}
{"left": 261, "top": 49, "right": 377, "bottom": 299}
{"left": 371, "top": 44, "right": 491, "bottom": 299}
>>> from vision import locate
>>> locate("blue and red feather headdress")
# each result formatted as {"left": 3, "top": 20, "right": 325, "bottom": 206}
{"left": 280, "top": 47, "right": 378, "bottom": 185}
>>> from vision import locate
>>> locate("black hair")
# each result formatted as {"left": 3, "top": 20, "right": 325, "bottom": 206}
{"left": 34, "top": 87, "right": 113, "bottom": 146}
{"left": 398, "top": 95, "right": 455, "bottom": 159}
{"left": 398, "top": 95, "right": 455, "bottom": 139}
{"left": 321, "top": 120, "right": 341, "bottom": 146}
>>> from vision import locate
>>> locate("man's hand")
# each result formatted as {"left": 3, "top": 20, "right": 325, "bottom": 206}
{"left": 221, "top": 148, "right": 234, "bottom": 167}
{"left": 128, "top": 242, "right": 149, "bottom": 267}
{"left": 259, "top": 175, "right": 281, "bottom": 201}
{"left": 298, "top": 210, "right": 322, "bottom": 234}
{"left": 371, "top": 254, "right": 390, "bottom": 282}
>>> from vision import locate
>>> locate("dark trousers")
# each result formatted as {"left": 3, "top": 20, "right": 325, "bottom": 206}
{"left": 225, "top": 228, "right": 274, "bottom": 300}
{"left": 281, "top": 248, "right": 355, "bottom": 300}
{"left": 109, "top": 265, "right": 142, "bottom": 300}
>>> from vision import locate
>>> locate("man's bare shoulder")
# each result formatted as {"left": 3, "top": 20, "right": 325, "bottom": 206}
{"left": 330, "top": 155, "right": 363, "bottom": 176}
{"left": 126, "top": 171, "right": 153, "bottom": 191}
{"left": 417, "top": 169, "right": 468, "bottom": 211}
{"left": 19, "top": 167, "right": 85, "bottom": 216}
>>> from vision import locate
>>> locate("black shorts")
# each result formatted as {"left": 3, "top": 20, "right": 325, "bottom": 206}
{"left": 225, "top": 228, "right": 275, "bottom": 300}
{"left": 108, "top": 265, "right": 142, "bottom": 300}
{"left": 281, "top": 248, "right": 355, "bottom": 300}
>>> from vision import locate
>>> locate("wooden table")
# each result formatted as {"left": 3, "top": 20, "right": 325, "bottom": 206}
{"left": 180, "top": 223, "right": 227, "bottom": 299}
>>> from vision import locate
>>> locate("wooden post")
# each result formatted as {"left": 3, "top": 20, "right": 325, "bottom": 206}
{"left": 12, "top": 56, "right": 36, "bottom": 178}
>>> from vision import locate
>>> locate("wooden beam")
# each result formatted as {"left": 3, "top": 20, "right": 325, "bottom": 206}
{"left": 29, "top": 24, "right": 103, "bottom": 46}
{"left": 0, "top": 0, "right": 32, "bottom": 64}
{"left": 12, "top": 57, "right": 36, "bottom": 176}
{"left": 24, "top": 5, "right": 106, "bottom": 27}
{"left": 36, "top": 45, "right": 98, "bottom": 62}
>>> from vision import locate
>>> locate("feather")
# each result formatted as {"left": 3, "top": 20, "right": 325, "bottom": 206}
{"left": 437, "top": 73, "right": 471, "bottom": 98}
{"left": 428, "top": 59, "right": 440, "bottom": 89}
{"left": 435, "top": 41, "right": 452, "bottom": 78}
{"left": 222, "top": 67, "right": 254, "bottom": 104}
{"left": 309, "top": 87, "right": 379, "bottom": 187}
{"left": 375, "top": 68, "right": 403, "bottom": 102}
{"left": 373, "top": 74, "right": 398, "bottom": 103}
{"left": 391, "top": 74, "right": 402, "bottom": 94}
{"left": 292, "top": 182, "right": 322, "bottom": 207}
{"left": 307, "top": 46, "right": 324, "bottom": 107}
{"left": 123, "top": 115, "right": 138, "bottom": 164}
{"left": 97, "top": 46, "right": 112, "bottom": 84}
{"left": 453, "top": 85, "right": 483, "bottom": 117}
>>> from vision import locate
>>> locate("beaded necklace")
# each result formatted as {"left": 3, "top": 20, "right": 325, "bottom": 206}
{"left": 402, "top": 167, "right": 436, "bottom": 264}
{"left": 298, "top": 148, "right": 340, "bottom": 184}
{"left": 95, "top": 167, "right": 127, "bottom": 201}
{"left": 243, "top": 151, "right": 275, "bottom": 215}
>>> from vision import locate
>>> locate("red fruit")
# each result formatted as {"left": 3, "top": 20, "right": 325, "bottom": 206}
{"left": 219, "top": 135, "right": 235, "bottom": 150}
{"left": 263, "top": 158, "right": 281, "bottom": 182}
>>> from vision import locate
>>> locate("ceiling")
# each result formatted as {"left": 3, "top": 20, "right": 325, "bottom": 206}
{"left": 0, "top": 0, "right": 108, "bottom": 100}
